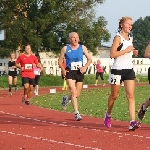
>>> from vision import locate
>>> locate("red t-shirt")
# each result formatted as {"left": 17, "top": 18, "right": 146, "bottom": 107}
{"left": 16, "top": 54, "right": 38, "bottom": 78}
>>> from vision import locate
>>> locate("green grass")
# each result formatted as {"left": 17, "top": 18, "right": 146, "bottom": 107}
{"left": 0, "top": 74, "right": 148, "bottom": 88}
{"left": 31, "top": 86, "right": 150, "bottom": 124}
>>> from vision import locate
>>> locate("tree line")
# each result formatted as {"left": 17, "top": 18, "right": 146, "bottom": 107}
{"left": 0, "top": 0, "right": 110, "bottom": 57}
{"left": 0, "top": 0, "right": 149, "bottom": 58}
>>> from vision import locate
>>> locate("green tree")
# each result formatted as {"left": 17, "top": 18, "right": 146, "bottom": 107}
{"left": 132, "top": 16, "right": 150, "bottom": 58}
{"left": 0, "top": 0, "right": 110, "bottom": 57}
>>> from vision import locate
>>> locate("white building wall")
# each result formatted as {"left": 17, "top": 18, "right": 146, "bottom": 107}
{"left": 0, "top": 58, "right": 149, "bottom": 76}
{"left": 40, "top": 58, "right": 150, "bottom": 76}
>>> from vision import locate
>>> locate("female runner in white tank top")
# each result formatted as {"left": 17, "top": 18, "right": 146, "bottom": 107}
{"left": 104, "top": 16, "right": 140, "bottom": 131}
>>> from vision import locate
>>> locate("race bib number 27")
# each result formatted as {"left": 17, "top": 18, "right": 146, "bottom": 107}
{"left": 109, "top": 74, "right": 121, "bottom": 85}
{"left": 71, "top": 61, "right": 82, "bottom": 70}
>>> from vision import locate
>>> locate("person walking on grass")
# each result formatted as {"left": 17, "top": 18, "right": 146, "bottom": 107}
{"left": 104, "top": 16, "right": 140, "bottom": 131}
{"left": 94, "top": 59, "right": 105, "bottom": 86}
{"left": 58, "top": 32, "right": 92, "bottom": 121}
{"left": 16, "top": 44, "right": 41, "bottom": 105}
{"left": 7, "top": 52, "right": 18, "bottom": 95}
{"left": 138, "top": 41, "right": 150, "bottom": 121}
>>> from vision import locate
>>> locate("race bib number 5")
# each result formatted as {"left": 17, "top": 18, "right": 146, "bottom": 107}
{"left": 71, "top": 61, "right": 82, "bottom": 70}
{"left": 109, "top": 74, "right": 121, "bottom": 85}
{"left": 25, "top": 64, "right": 32, "bottom": 70}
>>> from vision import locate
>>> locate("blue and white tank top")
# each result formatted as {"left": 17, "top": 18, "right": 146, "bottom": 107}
{"left": 65, "top": 44, "right": 83, "bottom": 70}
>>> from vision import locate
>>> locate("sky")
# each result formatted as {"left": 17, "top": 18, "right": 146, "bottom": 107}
{"left": 95, "top": 0, "right": 150, "bottom": 46}
{"left": 0, "top": 0, "right": 150, "bottom": 45}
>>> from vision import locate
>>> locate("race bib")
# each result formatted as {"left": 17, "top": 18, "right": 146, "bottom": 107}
{"left": 71, "top": 61, "right": 82, "bottom": 70}
{"left": 25, "top": 64, "right": 32, "bottom": 70}
{"left": 109, "top": 74, "right": 121, "bottom": 85}
{"left": 34, "top": 70, "right": 40, "bottom": 75}
{"left": 9, "top": 67, "right": 14, "bottom": 71}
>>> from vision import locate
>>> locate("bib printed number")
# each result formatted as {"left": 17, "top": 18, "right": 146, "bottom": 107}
{"left": 109, "top": 74, "right": 121, "bottom": 85}
{"left": 71, "top": 61, "right": 82, "bottom": 70}
{"left": 9, "top": 67, "right": 14, "bottom": 71}
{"left": 25, "top": 64, "right": 32, "bottom": 70}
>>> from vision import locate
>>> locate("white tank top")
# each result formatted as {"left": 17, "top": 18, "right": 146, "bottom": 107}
{"left": 112, "top": 33, "right": 133, "bottom": 70}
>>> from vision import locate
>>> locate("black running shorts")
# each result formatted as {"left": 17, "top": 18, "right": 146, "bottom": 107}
{"left": 148, "top": 67, "right": 150, "bottom": 84}
{"left": 22, "top": 77, "right": 35, "bottom": 86}
{"left": 65, "top": 67, "right": 84, "bottom": 82}
{"left": 109, "top": 69, "right": 135, "bottom": 85}
{"left": 8, "top": 71, "right": 17, "bottom": 77}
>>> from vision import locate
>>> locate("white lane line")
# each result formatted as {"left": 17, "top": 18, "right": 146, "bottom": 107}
{"left": 0, "top": 130, "right": 102, "bottom": 150}
{"left": 0, "top": 110, "right": 149, "bottom": 139}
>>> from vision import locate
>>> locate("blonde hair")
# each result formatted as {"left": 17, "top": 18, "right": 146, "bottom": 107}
{"left": 118, "top": 16, "right": 132, "bottom": 31}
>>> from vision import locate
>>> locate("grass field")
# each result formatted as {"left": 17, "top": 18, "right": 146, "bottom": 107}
{"left": 0, "top": 74, "right": 148, "bottom": 88}
{"left": 31, "top": 86, "right": 150, "bottom": 124}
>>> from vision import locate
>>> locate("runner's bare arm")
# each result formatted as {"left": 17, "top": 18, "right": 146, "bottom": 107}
{"left": 36, "top": 63, "right": 42, "bottom": 69}
{"left": 144, "top": 42, "right": 150, "bottom": 58}
{"left": 34, "top": 56, "right": 42, "bottom": 69}
{"left": 58, "top": 46, "right": 66, "bottom": 71}
{"left": 132, "top": 38, "right": 138, "bottom": 56}
{"left": 15, "top": 56, "right": 22, "bottom": 69}
{"left": 82, "top": 45, "right": 92, "bottom": 69}
{"left": 39, "top": 63, "right": 43, "bottom": 71}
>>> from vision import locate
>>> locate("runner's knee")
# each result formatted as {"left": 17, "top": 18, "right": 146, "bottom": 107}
{"left": 71, "top": 88, "right": 77, "bottom": 97}
{"left": 126, "top": 93, "right": 134, "bottom": 100}
{"left": 110, "top": 94, "right": 118, "bottom": 100}
{"left": 24, "top": 84, "right": 29, "bottom": 89}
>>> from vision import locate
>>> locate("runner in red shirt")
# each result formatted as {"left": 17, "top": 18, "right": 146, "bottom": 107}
{"left": 16, "top": 44, "right": 41, "bottom": 105}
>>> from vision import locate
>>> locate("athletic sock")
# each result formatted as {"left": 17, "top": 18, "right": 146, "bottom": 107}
{"left": 9, "top": 84, "right": 12, "bottom": 92}
{"left": 107, "top": 113, "right": 111, "bottom": 117}
{"left": 75, "top": 110, "right": 79, "bottom": 114}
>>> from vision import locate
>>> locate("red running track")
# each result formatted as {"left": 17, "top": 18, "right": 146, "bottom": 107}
{"left": 0, "top": 83, "right": 150, "bottom": 150}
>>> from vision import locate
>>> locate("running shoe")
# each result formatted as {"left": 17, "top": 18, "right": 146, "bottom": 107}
{"left": 62, "top": 95, "right": 69, "bottom": 110}
{"left": 138, "top": 103, "right": 147, "bottom": 120}
{"left": 25, "top": 100, "right": 30, "bottom": 105}
{"left": 15, "top": 87, "right": 18, "bottom": 92}
{"left": 35, "top": 92, "right": 38, "bottom": 96}
{"left": 9, "top": 92, "right": 12, "bottom": 96}
{"left": 75, "top": 113, "right": 82, "bottom": 121}
{"left": 129, "top": 121, "right": 140, "bottom": 131}
{"left": 104, "top": 113, "right": 111, "bottom": 128}
{"left": 22, "top": 97, "right": 25, "bottom": 103}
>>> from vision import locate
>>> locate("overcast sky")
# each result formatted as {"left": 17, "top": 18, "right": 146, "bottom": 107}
{"left": 0, "top": 0, "right": 150, "bottom": 46}
{"left": 95, "top": 0, "right": 150, "bottom": 46}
